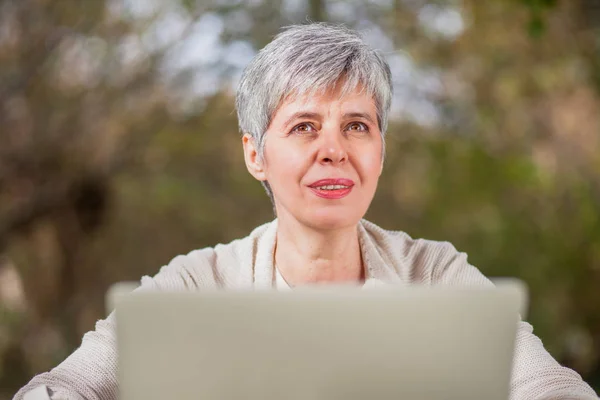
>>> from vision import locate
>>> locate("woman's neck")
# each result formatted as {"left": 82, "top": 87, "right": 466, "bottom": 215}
{"left": 274, "top": 217, "right": 364, "bottom": 287}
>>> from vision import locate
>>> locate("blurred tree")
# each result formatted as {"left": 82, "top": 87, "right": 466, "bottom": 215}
{"left": 309, "top": 0, "right": 326, "bottom": 21}
{"left": 0, "top": 0, "right": 188, "bottom": 394}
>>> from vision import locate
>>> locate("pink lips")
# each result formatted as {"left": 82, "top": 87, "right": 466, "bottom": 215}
{"left": 308, "top": 178, "right": 355, "bottom": 199}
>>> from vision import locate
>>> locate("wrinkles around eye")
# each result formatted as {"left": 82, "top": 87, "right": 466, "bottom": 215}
{"left": 289, "top": 121, "right": 369, "bottom": 135}
{"left": 345, "top": 122, "right": 368, "bottom": 132}
{"left": 290, "top": 123, "right": 316, "bottom": 134}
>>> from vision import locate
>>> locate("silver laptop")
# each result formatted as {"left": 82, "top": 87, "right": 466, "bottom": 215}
{"left": 114, "top": 281, "right": 527, "bottom": 400}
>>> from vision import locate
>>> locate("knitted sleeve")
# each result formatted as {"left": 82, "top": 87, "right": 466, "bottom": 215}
{"left": 12, "top": 250, "right": 214, "bottom": 400}
{"left": 429, "top": 240, "right": 599, "bottom": 400}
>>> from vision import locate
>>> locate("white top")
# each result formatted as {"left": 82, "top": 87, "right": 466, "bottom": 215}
{"left": 274, "top": 267, "right": 291, "bottom": 290}
{"left": 14, "top": 219, "right": 599, "bottom": 400}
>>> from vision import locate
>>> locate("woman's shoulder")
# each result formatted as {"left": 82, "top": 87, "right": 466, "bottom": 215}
{"left": 360, "top": 219, "right": 490, "bottom": 286}
{"left": 139, "top": 220, "right": 275, "bottom": 291}
{"left": 360, "top": 219, "right": 460, "bottom": 260}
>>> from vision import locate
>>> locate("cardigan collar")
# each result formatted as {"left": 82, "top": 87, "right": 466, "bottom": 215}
{"left": 252, "top": 219, "right": 403, "bottom": 289}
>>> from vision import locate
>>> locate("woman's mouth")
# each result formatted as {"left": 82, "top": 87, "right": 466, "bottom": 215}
{"left": 308, "top": 179, "right": 354, "bottom": 199}
{"left": 313, "top": 184, "right": 349, "bottom": 190}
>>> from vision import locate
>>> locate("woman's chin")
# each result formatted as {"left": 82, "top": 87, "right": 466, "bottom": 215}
{"left": 301, "top": 209, "right": 363, "bottom": 231}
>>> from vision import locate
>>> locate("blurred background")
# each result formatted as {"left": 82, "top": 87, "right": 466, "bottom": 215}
{"left": 1, "top": 0, "right": 600, "bottom": 397}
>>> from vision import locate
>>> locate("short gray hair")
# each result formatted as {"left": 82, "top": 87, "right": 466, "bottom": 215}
{"left": 236, "top": 23, "right": 392, "bottom": 205}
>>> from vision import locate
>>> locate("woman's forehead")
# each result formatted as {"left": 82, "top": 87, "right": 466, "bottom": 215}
{"left": 276, "top": 85, "right": 376, "bottom": 114}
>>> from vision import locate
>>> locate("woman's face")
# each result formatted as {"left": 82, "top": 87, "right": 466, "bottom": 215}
{"left": 243, "top": 85, "right": 383, "bottom": 231}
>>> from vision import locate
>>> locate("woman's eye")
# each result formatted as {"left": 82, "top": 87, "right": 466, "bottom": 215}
{"left": 291, "top": 123, "right": 316, "bottom": 134}
{"left": 346, "top": 122, "right": 368, "bottom": 132}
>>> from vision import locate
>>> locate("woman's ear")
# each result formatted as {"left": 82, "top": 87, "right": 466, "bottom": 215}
{"left": 242, "top": 133, "right": 267, "bottom": 181}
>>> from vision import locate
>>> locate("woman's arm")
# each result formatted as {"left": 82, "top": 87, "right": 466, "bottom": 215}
{"left": 13, "top": 250, "right": 217, "bottom": 400}
{"left": 14, "top": 312, "right": 119, "bottom": 400}
{"left": 430, "top": 241, "right": 599, "bottom": 400}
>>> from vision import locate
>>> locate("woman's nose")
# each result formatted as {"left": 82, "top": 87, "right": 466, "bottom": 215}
{"left": 318, "top": 129, "right": 347, "bottom": 165}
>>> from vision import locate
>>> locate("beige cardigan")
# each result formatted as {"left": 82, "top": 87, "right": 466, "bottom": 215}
{"left": 14, "top": 219, "right": 599, "bottom": 400}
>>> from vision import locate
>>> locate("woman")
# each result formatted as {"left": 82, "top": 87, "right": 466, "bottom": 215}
{"left": 14, "top": 23, "right": 598, "bottom": 400}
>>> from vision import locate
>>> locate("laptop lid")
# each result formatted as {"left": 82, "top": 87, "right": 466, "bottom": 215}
{"left": 116, "top": 281, "right": 527, "bottom": 400}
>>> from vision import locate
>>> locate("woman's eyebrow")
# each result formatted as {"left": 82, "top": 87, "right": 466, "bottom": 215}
{"left": 283, "top": 112, "right": 322, "bottom": 127}
{"left": 343, "top": 112, "right": 376, "bottom": 124}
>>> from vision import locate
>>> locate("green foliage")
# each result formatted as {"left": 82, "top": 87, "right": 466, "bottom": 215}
{"left": 1, "top": 0, "right": 600, "bottom": 397}
{"left": 519, "top": 0, "right": 558, "bottom": 37}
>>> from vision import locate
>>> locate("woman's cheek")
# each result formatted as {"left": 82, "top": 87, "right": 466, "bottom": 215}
{"left": 355, "top": 150, "right": 381, "bottom": 174}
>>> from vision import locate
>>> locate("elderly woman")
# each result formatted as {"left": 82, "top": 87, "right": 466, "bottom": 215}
{"left": 14, "top": 23, "right": 598, "bottom": 400}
